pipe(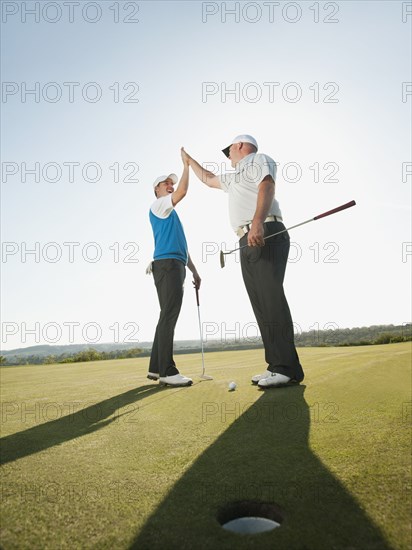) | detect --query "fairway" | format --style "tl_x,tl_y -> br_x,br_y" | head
0,343 -> 411,549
